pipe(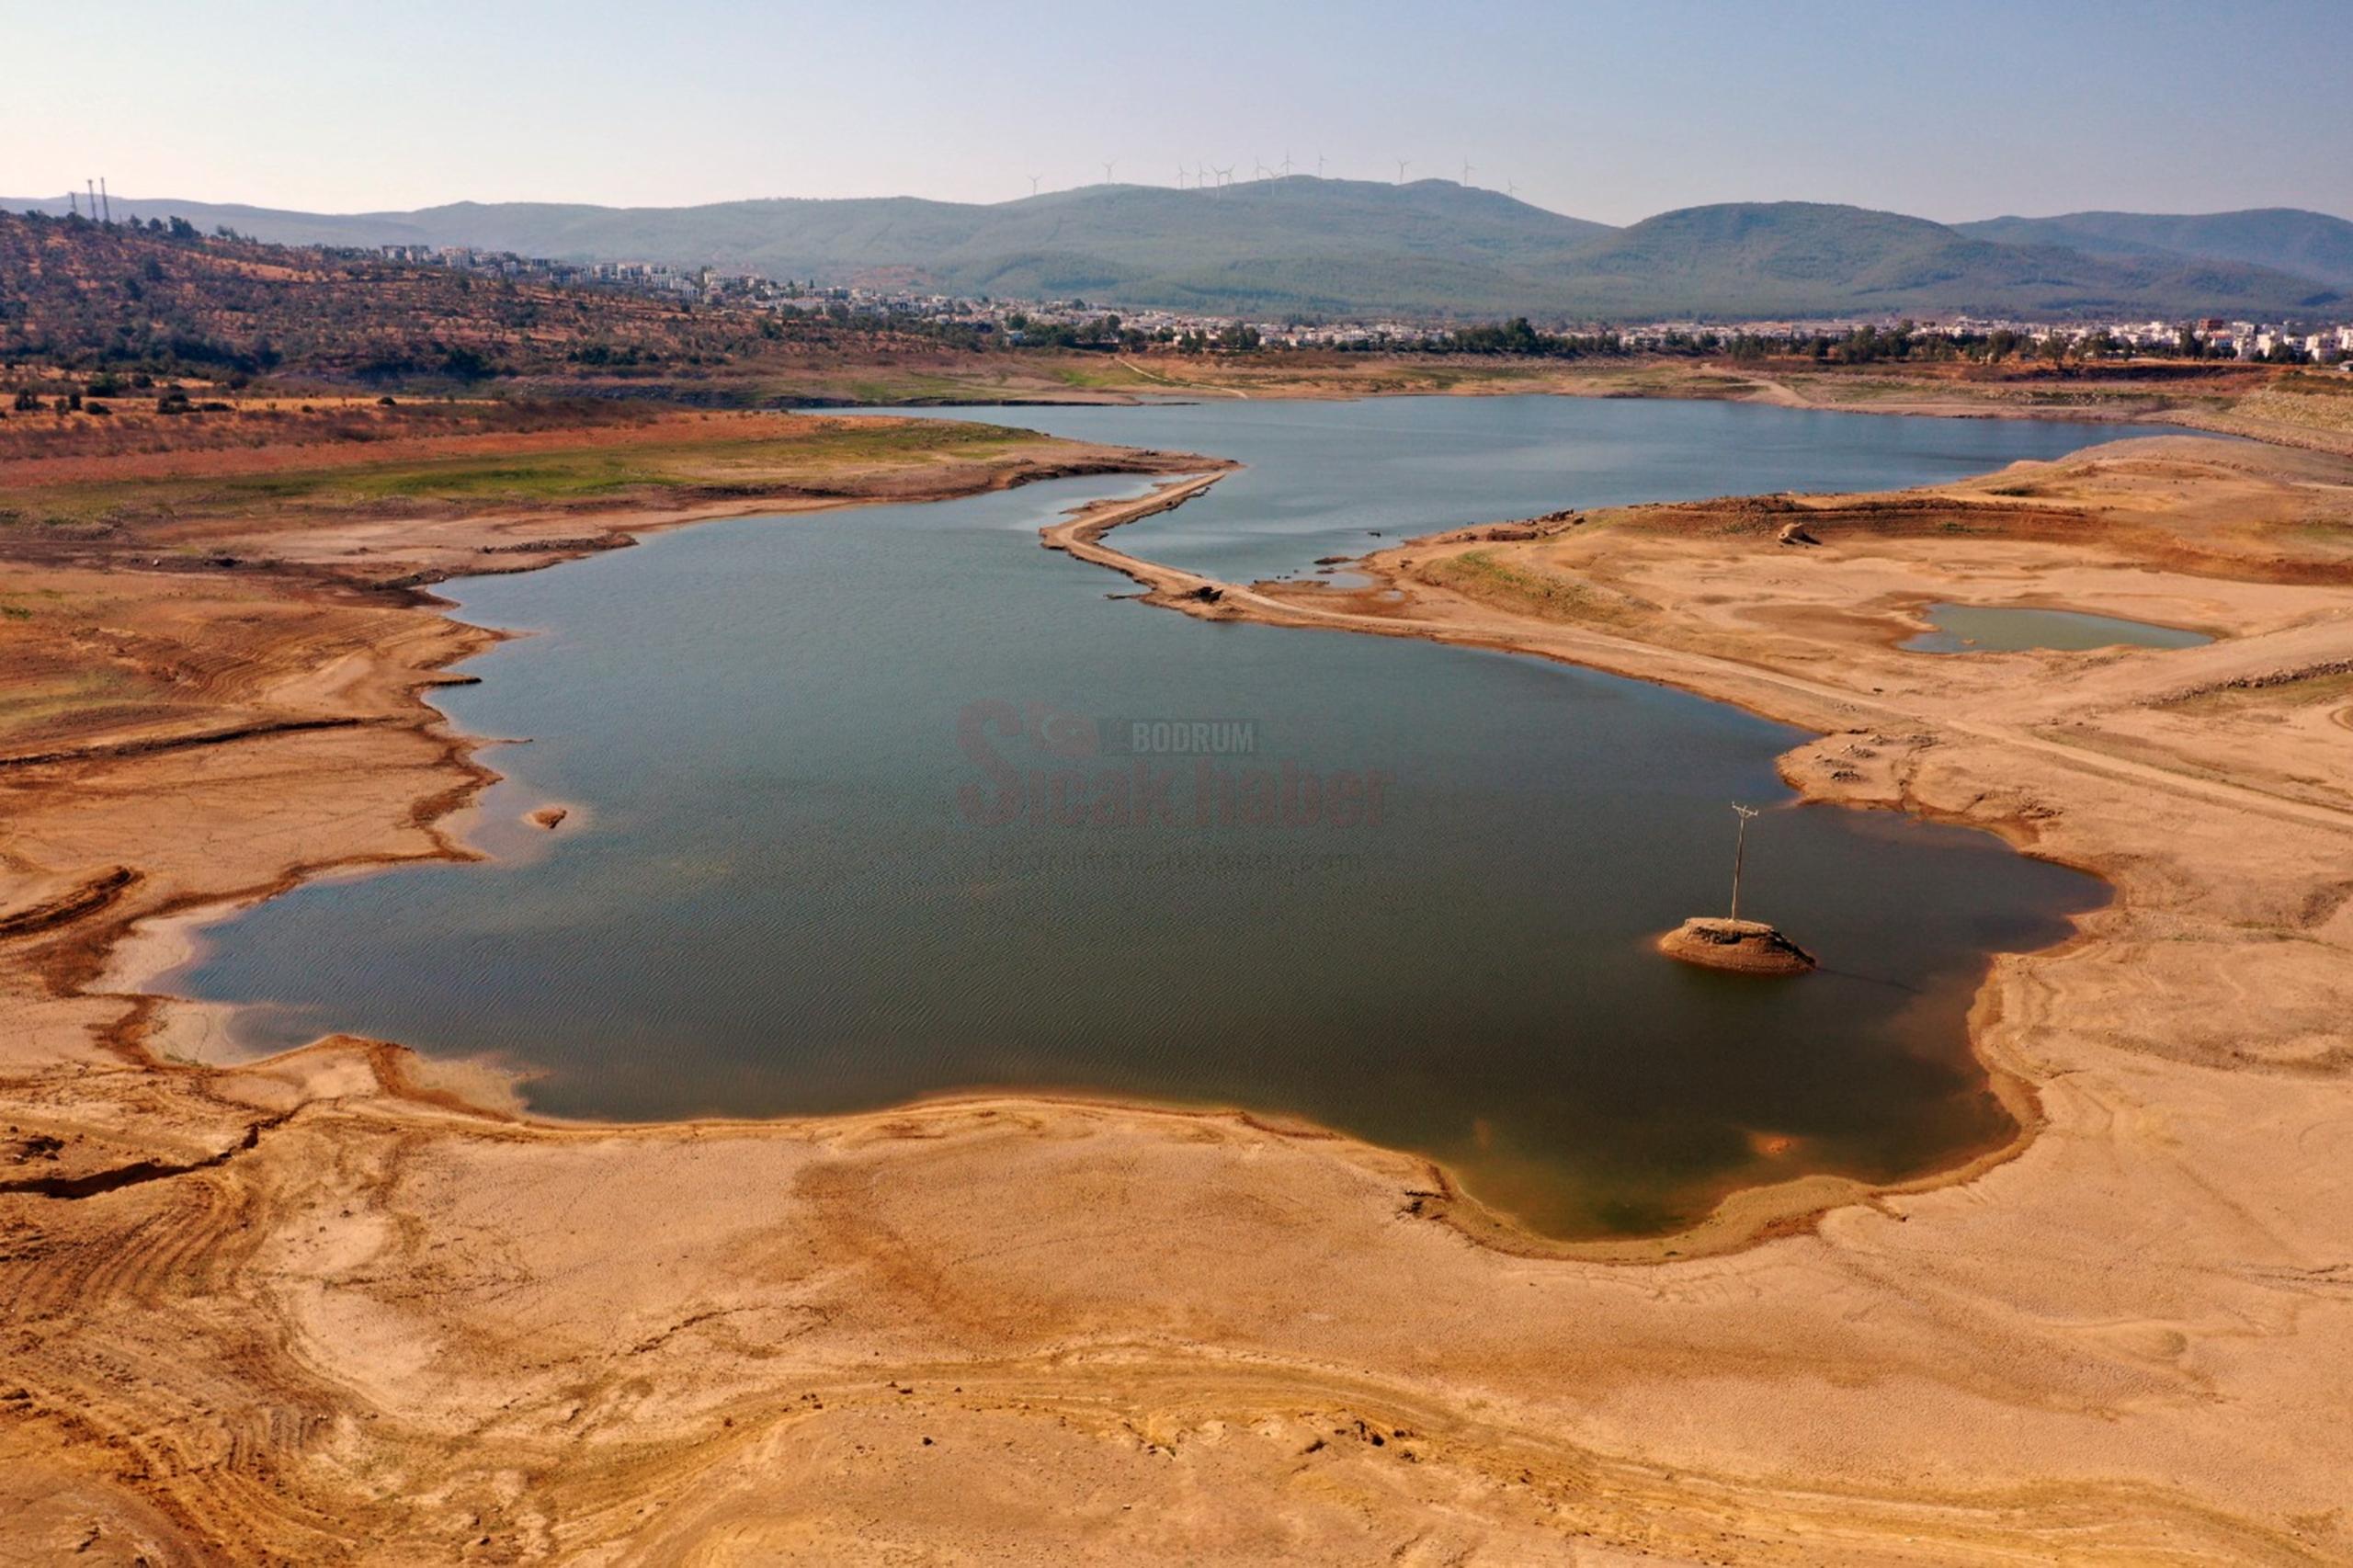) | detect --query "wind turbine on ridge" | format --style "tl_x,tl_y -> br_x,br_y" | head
1395,158 -> 1410,184
1029,174 -> 1041,197
1461,157 -> 1474,187
1101,159 -> 1117,185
